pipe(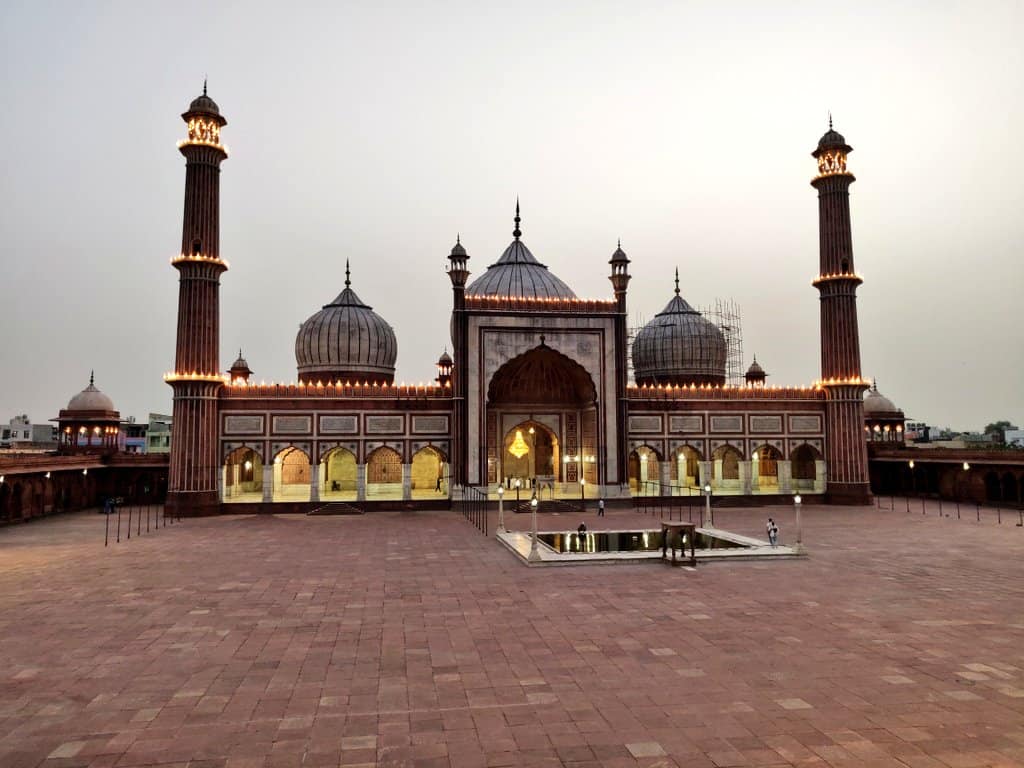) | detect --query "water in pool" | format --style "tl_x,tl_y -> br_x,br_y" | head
537,530 -> 750,554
